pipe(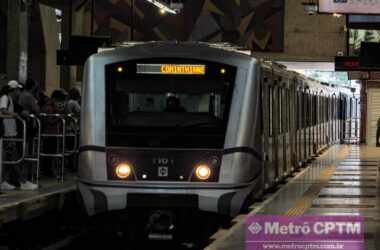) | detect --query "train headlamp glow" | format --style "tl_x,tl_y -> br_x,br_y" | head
115,163 -> 132,179
117,66 -> 124,73
195,164 -> 211,180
